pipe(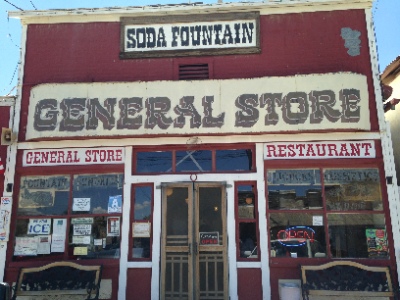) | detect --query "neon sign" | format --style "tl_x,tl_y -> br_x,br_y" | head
277,226 -> 315,247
